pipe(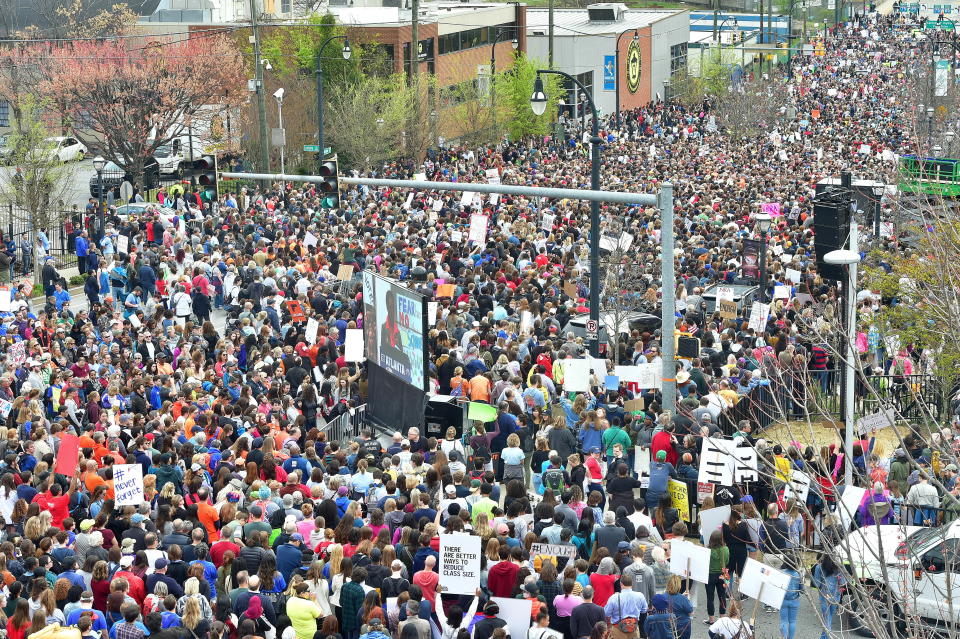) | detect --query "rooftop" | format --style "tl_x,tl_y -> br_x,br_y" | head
526,7 -> 684,35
